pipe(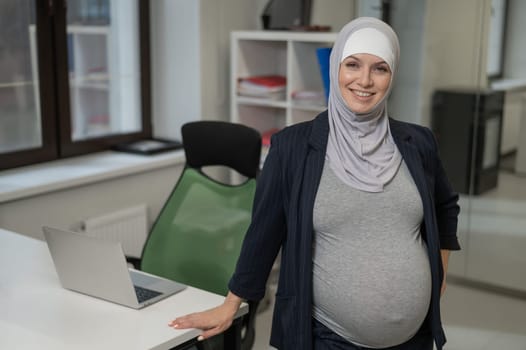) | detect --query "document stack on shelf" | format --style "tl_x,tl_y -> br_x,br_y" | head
237,75 -> 286,100
291,90 -> 326,107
